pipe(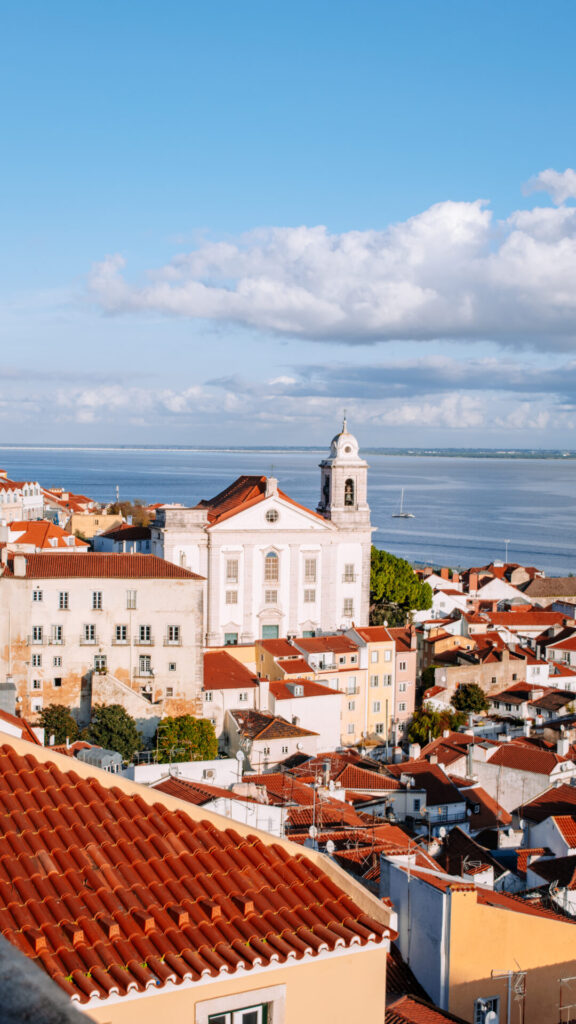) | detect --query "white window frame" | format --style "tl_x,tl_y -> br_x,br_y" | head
264,590 -> 278,605
92,591 -> 103,610
304,558 -> 317,583
399,660 -> 407,671
343,599 -> 354,617
370,674 -> 379,687
226,558 -> 239,583
126,589 -> 137,610
303,589 -> 316,603
225,590 -> 238,605
32,589 -> 43,602
58,591 -> 69,610
371,650 -> 379,663
264,551 -> 279,582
